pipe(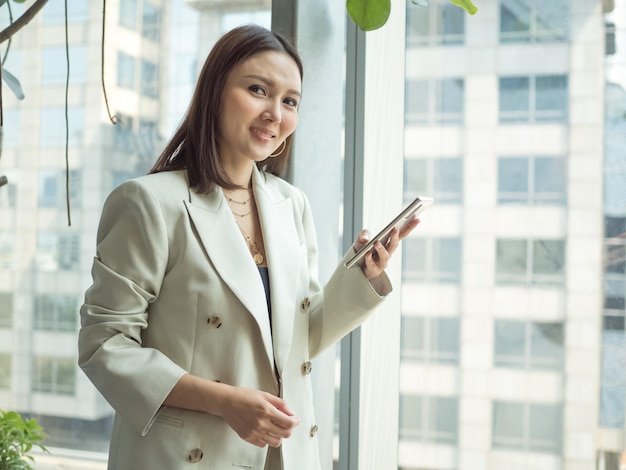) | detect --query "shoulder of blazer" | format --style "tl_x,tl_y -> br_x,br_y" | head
256,170 -> 307,213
